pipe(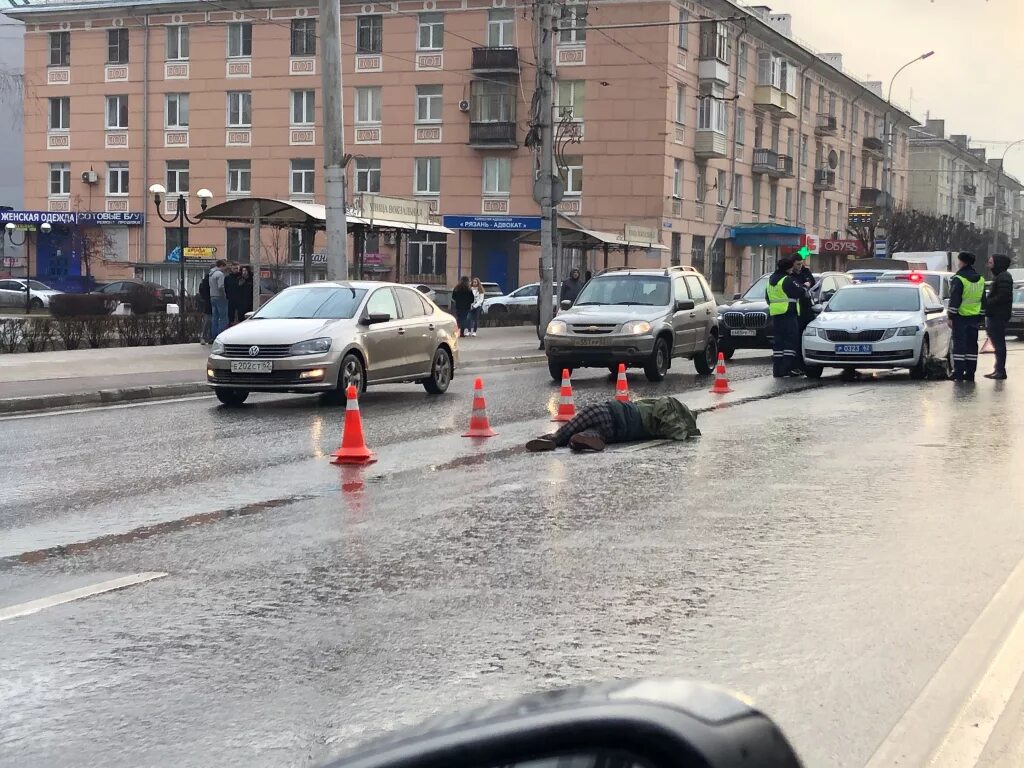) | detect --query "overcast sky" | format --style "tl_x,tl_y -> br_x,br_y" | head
777,0 -> 1024,180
